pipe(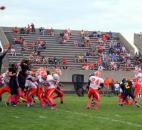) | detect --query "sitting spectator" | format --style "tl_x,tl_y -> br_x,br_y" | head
12,27 -> 19,33
48,57 -> 54,64
82,63 -> 89,70
53,57 -> 58,65
10,48 -> 16,56
78,41 -> 85,47
63,32 -> 69,43
84,55 -> 88,63
58,37 -> 64,44
24,24 -> 31,34
84,36 -> 91,47
78,54 -> 84,63
56,57 -> 61,65
89,63 -> 94,70
20,28 -> 25,34
80,30 -> 85,37
41,56 -> 48,64
90,44 -> 96,51
40,41 -> 46,49
44,27 -> 54,36
21,40 -> 28,51
74,55 -> 79,63
61,56 -> 67,69
39,27 -> 44,35
73,40 -> 78,47
84,50 -> 91,57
